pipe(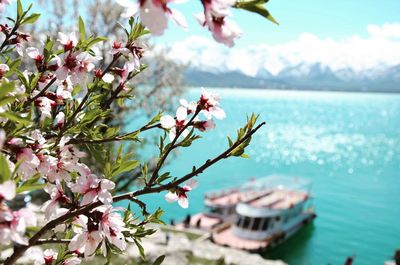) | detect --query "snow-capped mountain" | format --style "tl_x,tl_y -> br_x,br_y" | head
166,24 -> 400,92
